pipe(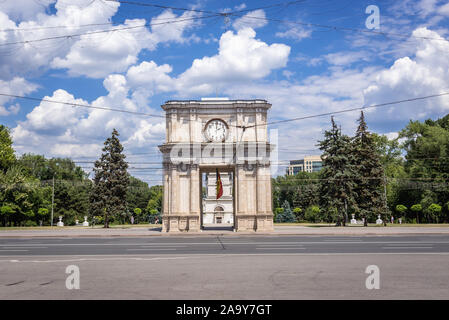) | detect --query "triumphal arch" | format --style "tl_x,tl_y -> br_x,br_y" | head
159,98 -> 274,232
